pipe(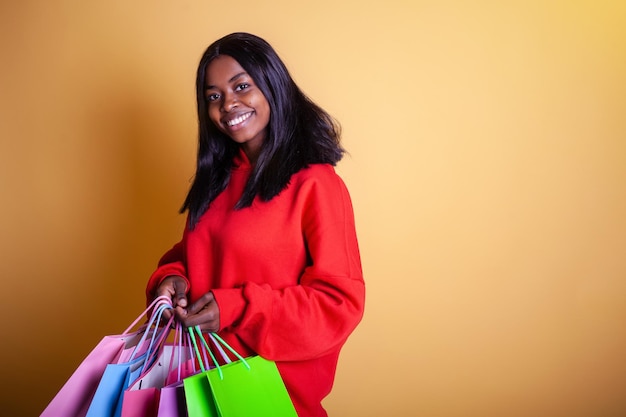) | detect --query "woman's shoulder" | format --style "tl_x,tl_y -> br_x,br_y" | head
290,163 -> 348,193
294,163 -> 340,182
